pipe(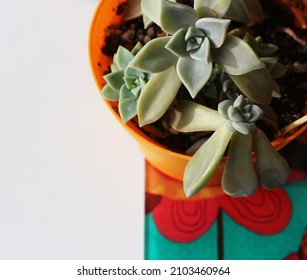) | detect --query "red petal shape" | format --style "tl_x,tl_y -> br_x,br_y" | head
152,196 -> 219,242
217,187 -> 292,234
